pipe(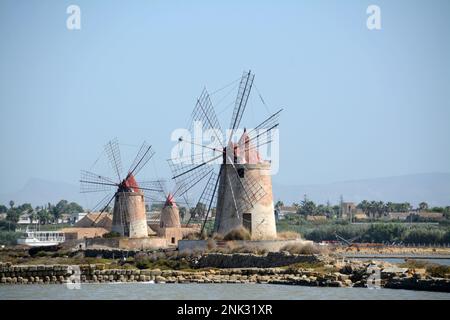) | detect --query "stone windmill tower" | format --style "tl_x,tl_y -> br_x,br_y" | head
160,193 -> 181,229
80,139 -> 163,238
214,130 -> 276,239
168,71 -> 282,239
